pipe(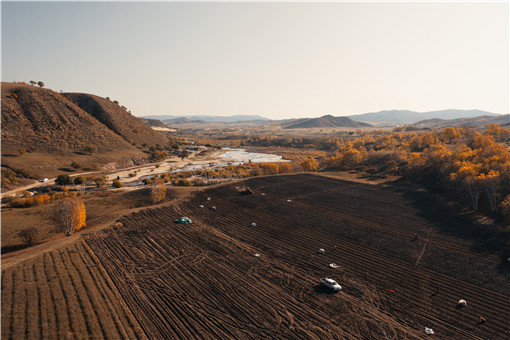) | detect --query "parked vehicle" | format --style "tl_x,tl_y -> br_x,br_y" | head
320,278 -> 342,292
